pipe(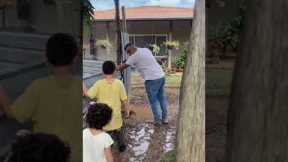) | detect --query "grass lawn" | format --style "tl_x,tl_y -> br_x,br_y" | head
206,68 -> 233,96
164,68 -> 233,96
165,73 -> 182,87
